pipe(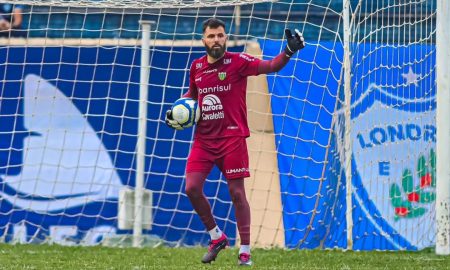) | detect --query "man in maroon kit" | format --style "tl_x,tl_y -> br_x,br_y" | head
166,18 -> 304,266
